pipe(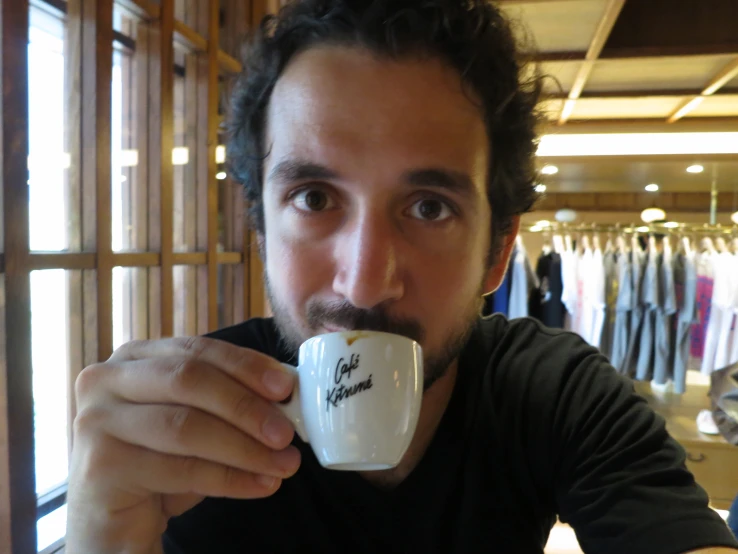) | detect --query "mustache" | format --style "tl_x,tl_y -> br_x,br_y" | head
306,300 -> 425,344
